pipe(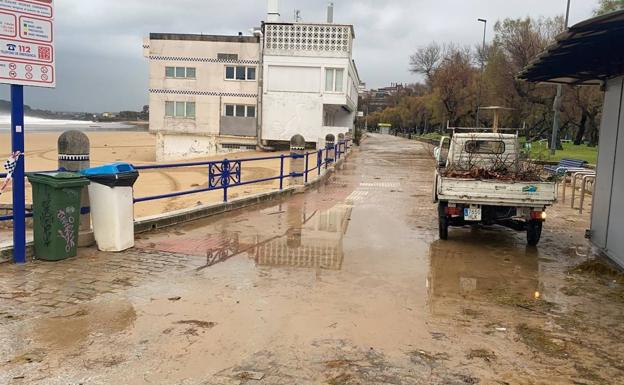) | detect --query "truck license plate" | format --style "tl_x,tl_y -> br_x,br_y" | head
464,208 -> 482,221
